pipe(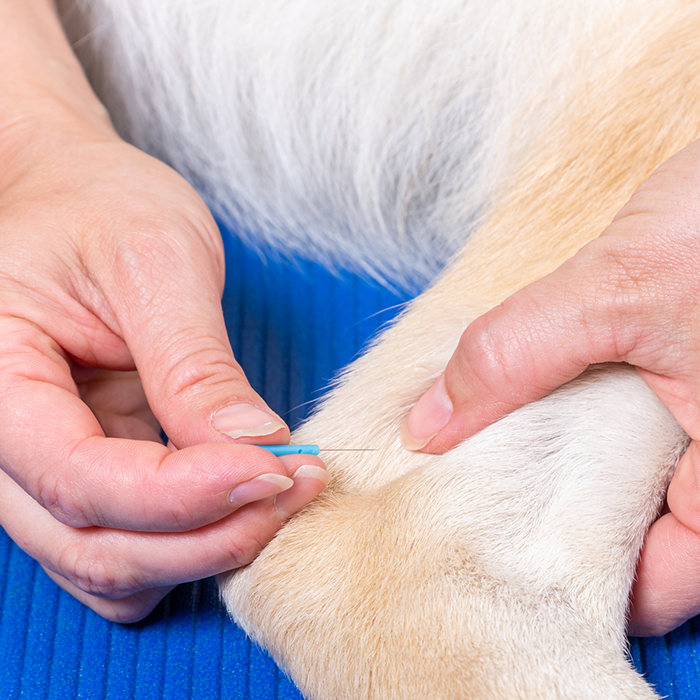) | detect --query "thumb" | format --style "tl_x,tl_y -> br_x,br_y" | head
401,253 -> 625,453
102,217 -> 289,449
629,441 -> 700,636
